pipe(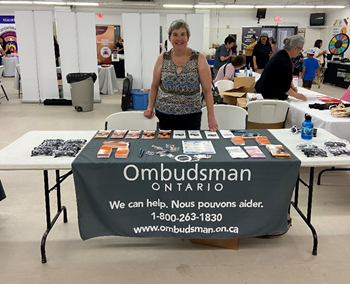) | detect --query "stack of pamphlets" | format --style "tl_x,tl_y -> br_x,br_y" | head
97,146 -> 112,158
244,146 -> 266,158
102,141 -> 129,149
266,145 -> 291,159
110,130 -> 127,139
115,146 -> 129,158
204,131 -> 220,139
182,140 -> 216,154
173,130 -> 186,139
94,130 -> 112,139
255,136 -> 271,145
225,146 -> 249,159
231,136 -> 245,145
158,130 -> 171,139
125,130 -> 141,139
142,131 -> 156,139
219,130 -> 234,139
